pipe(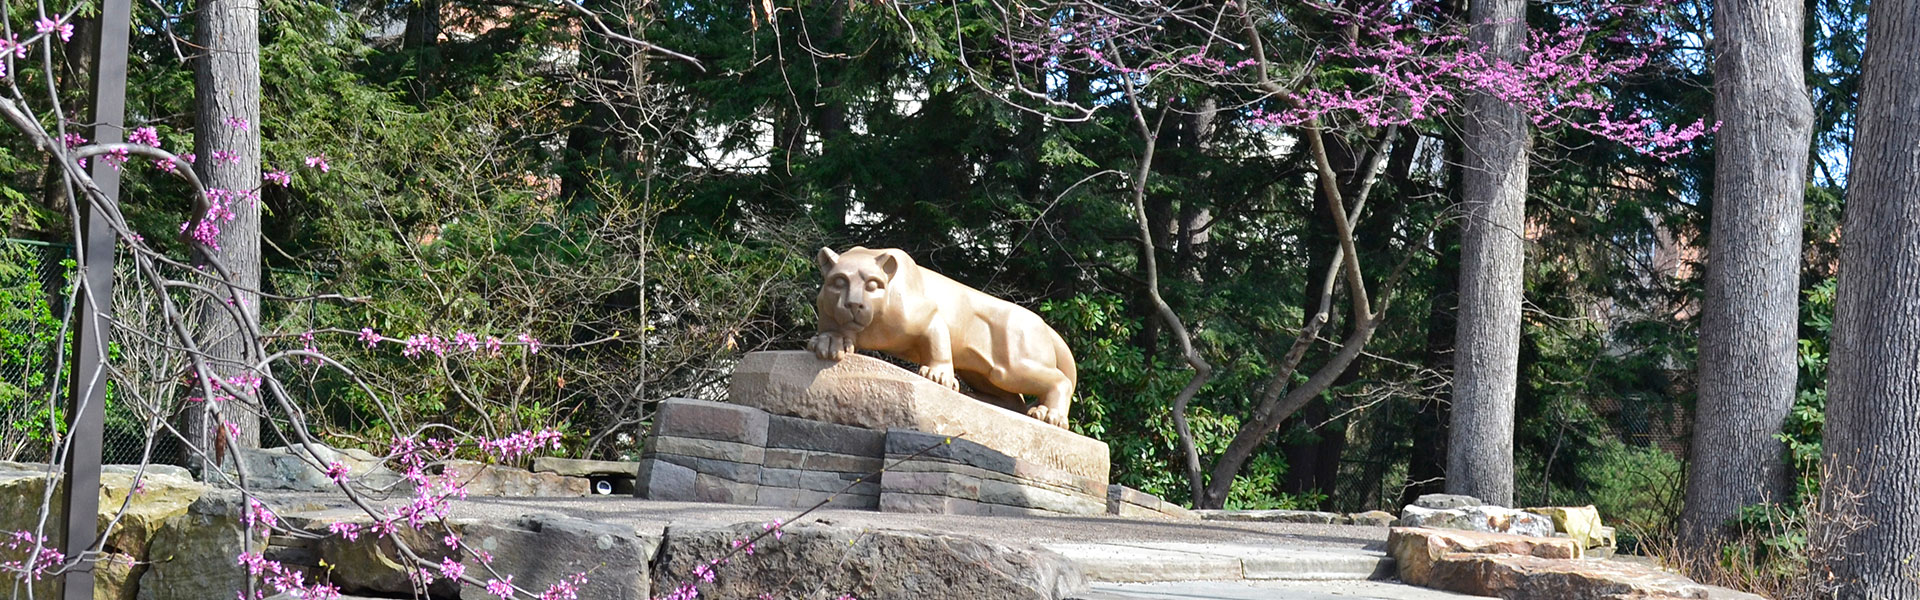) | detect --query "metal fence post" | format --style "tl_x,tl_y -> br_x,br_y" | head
60,0 -> 132,595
